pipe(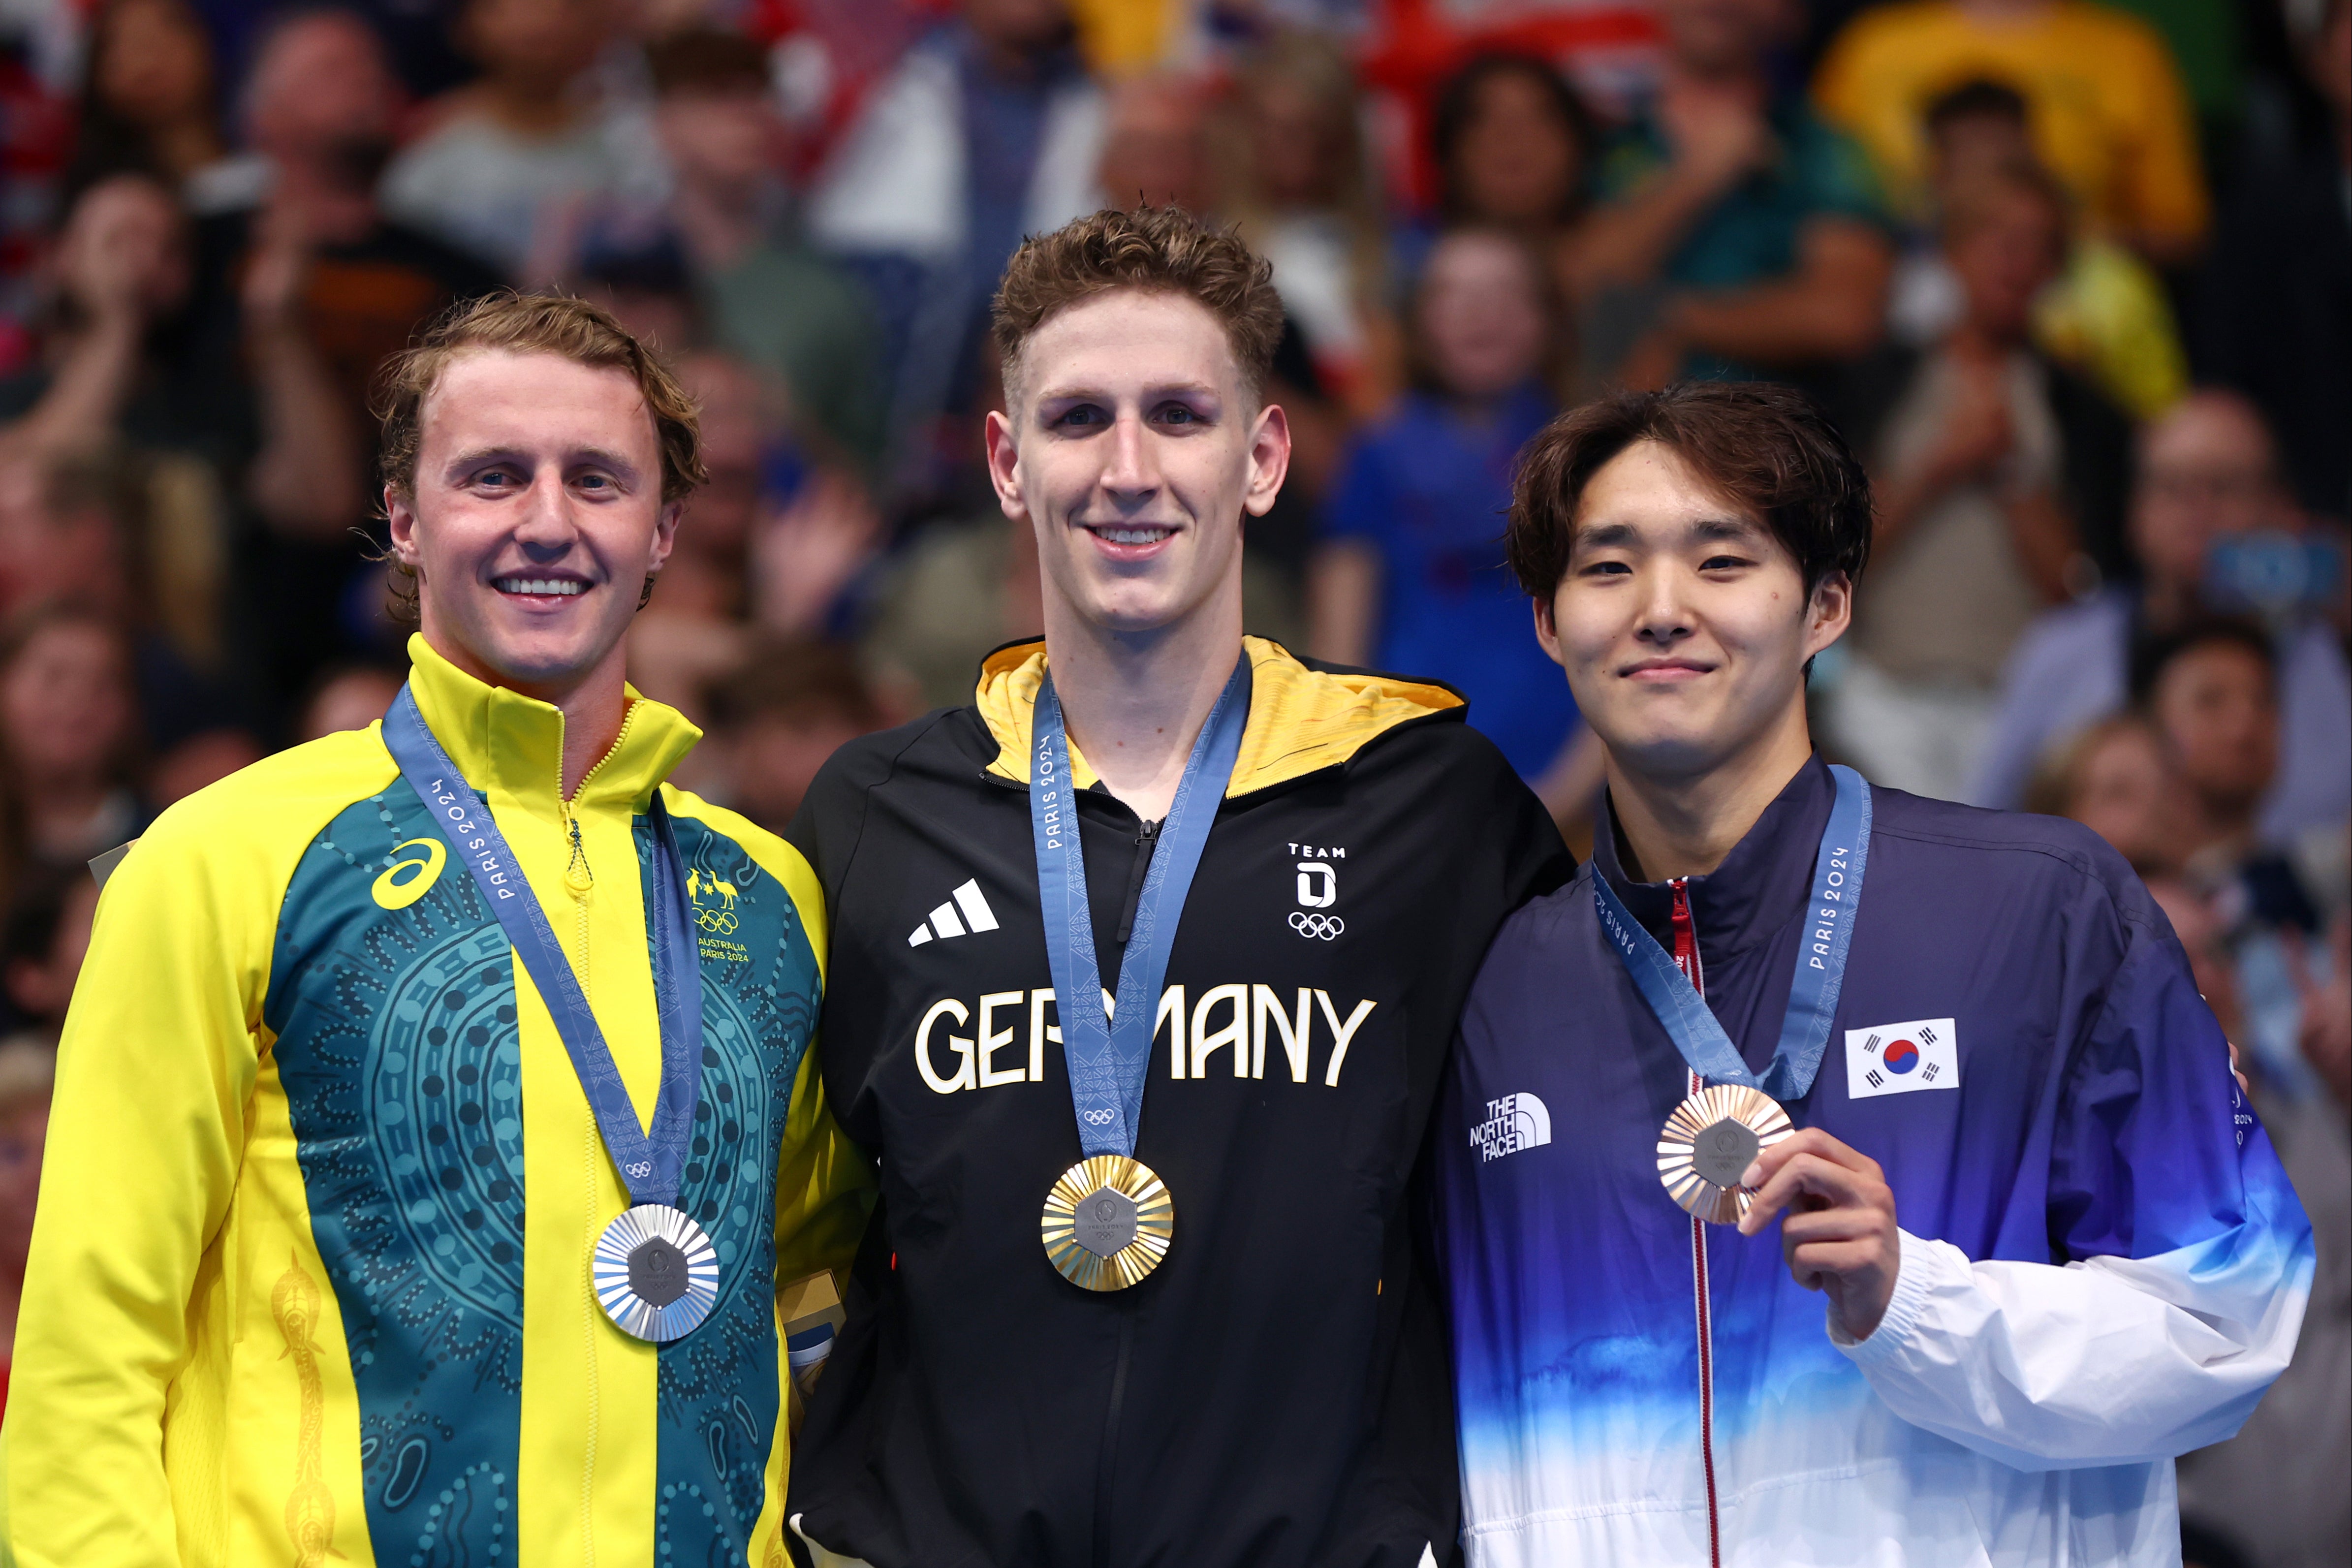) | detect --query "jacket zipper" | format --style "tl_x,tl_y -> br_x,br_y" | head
1670,878 -> 1723,1568
558,706 -> 637,984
